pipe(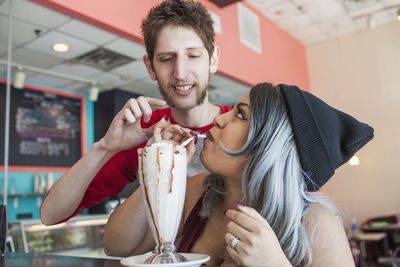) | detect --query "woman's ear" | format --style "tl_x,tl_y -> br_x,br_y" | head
209,46 -> 220,74
143,55 -> 157,81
